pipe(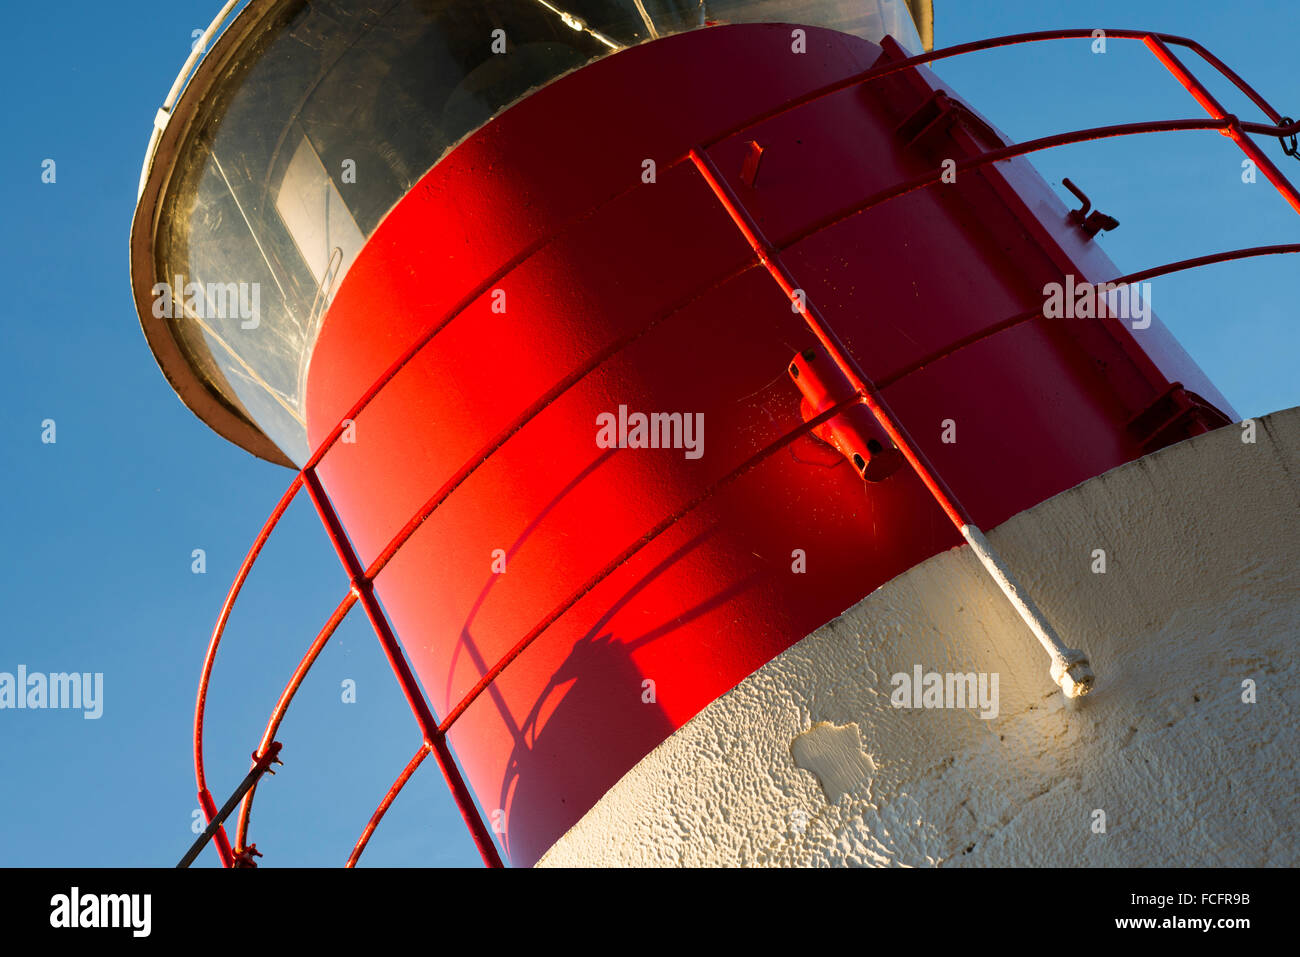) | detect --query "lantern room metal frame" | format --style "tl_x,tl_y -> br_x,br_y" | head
177,27 -> 1300,869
